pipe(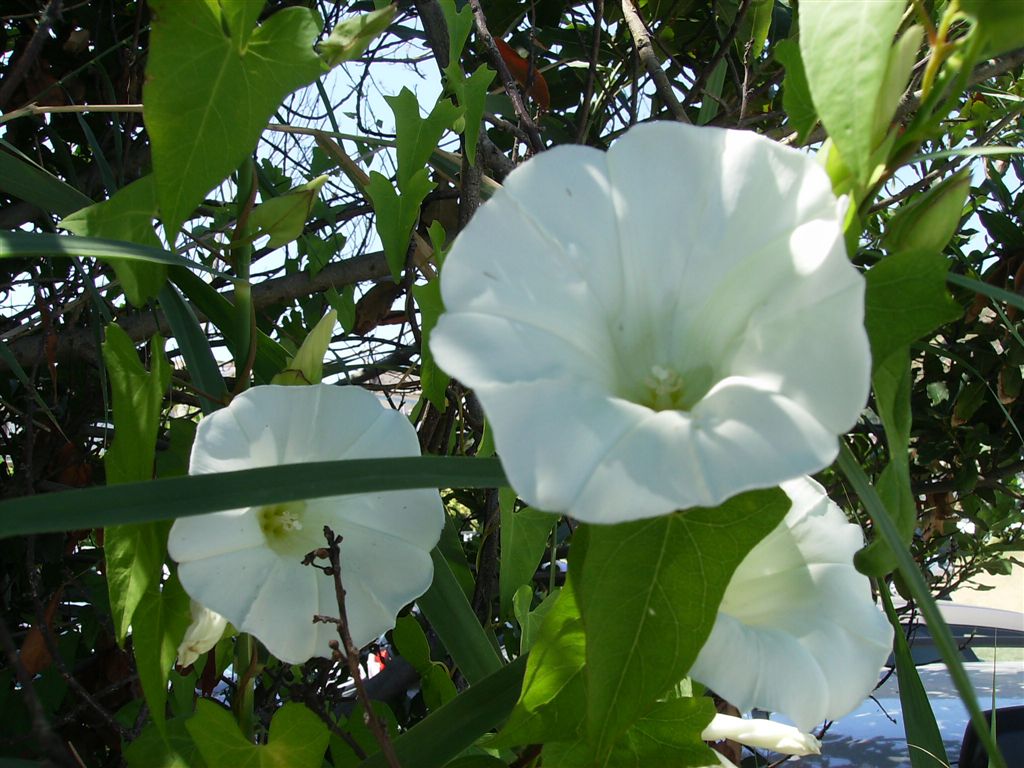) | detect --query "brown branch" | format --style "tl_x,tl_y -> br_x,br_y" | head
0,0 -> 64,111
621,0 -> 691,123
1,251 -> 390,370
682,0 -> 752,109
576,0 -> 606,142
466,0 -> 545,153
311,527 -> 402,768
